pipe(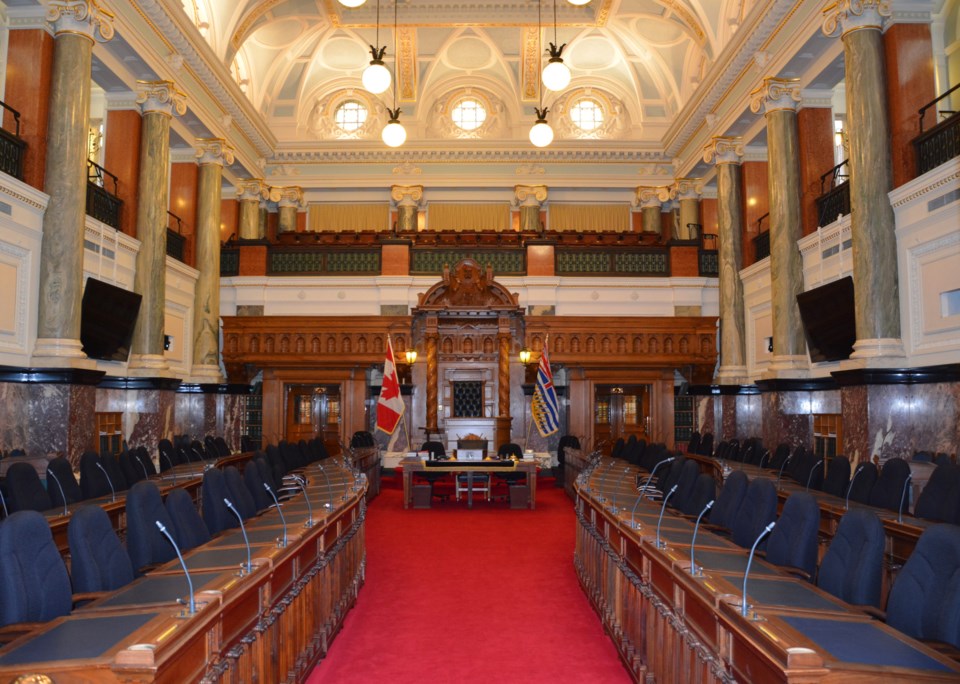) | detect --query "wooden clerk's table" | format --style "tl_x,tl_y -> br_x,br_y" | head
401,457 -> 539,509
575,458 -> 960,683
0,461 -> 367,683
